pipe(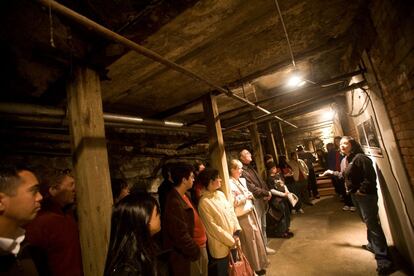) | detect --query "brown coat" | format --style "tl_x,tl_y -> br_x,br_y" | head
241,164 -> 269,199
162,188 -> 200,276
